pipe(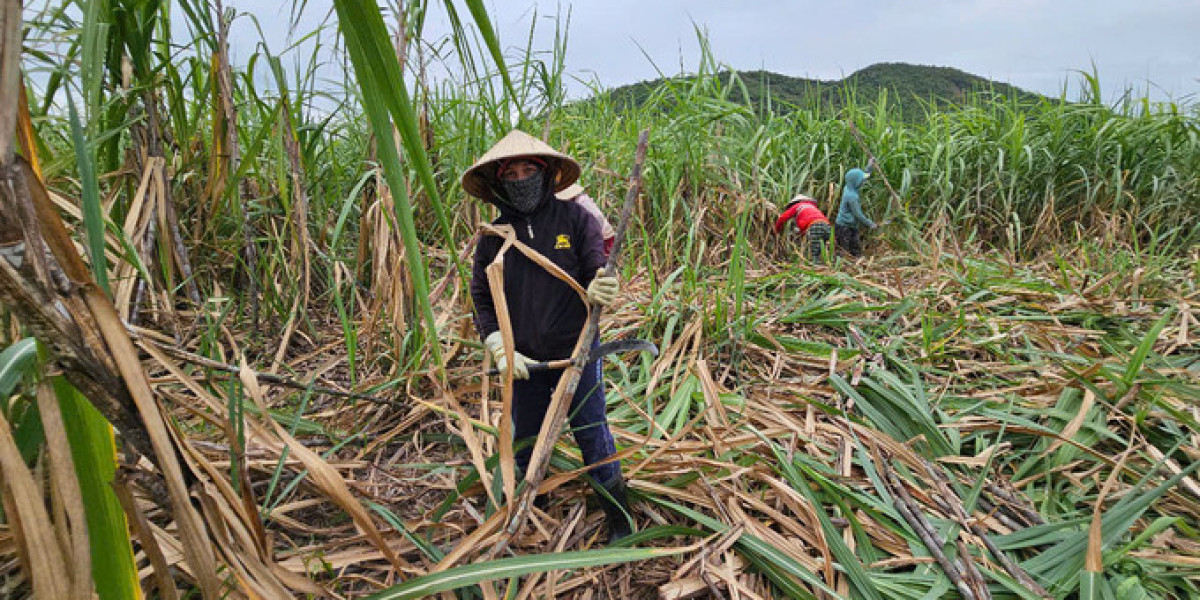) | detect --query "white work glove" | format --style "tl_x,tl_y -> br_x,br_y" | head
586,268 -> 619,307
484,331 -> 531,380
